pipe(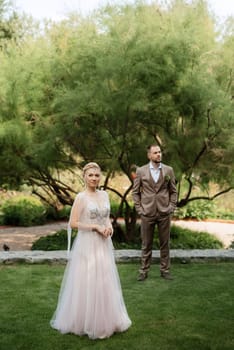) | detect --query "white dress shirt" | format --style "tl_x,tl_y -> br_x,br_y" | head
149,162 -> 162,183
